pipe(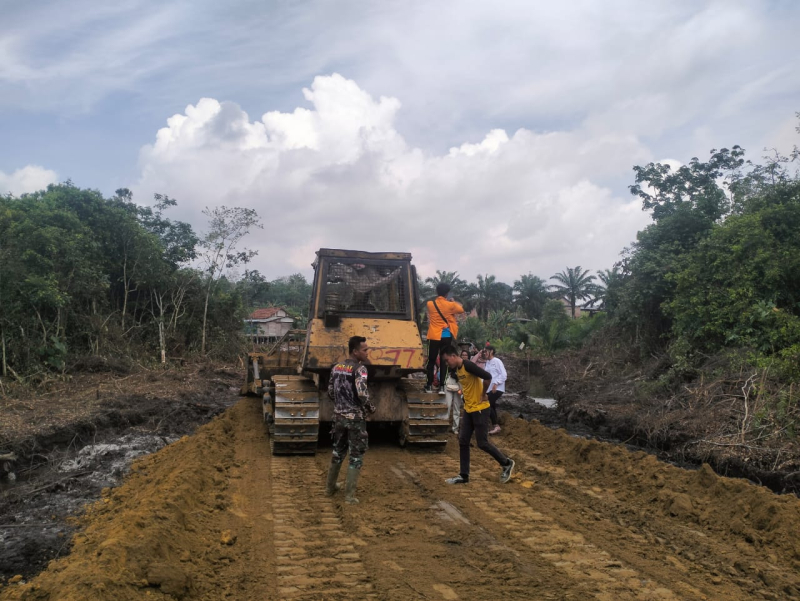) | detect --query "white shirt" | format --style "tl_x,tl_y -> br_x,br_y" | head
484,357 -> 507,393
